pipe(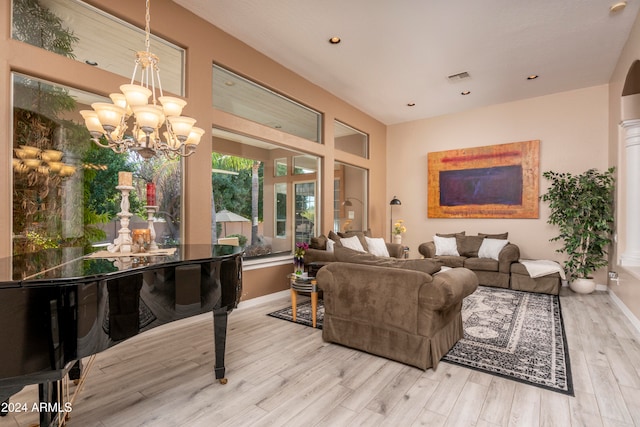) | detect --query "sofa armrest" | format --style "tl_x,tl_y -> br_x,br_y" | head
418,242 -> 436,258
419,267 -> 478,310
386,242 -> 404,258
498,243 -> 520,273
304,248 -> 336,265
